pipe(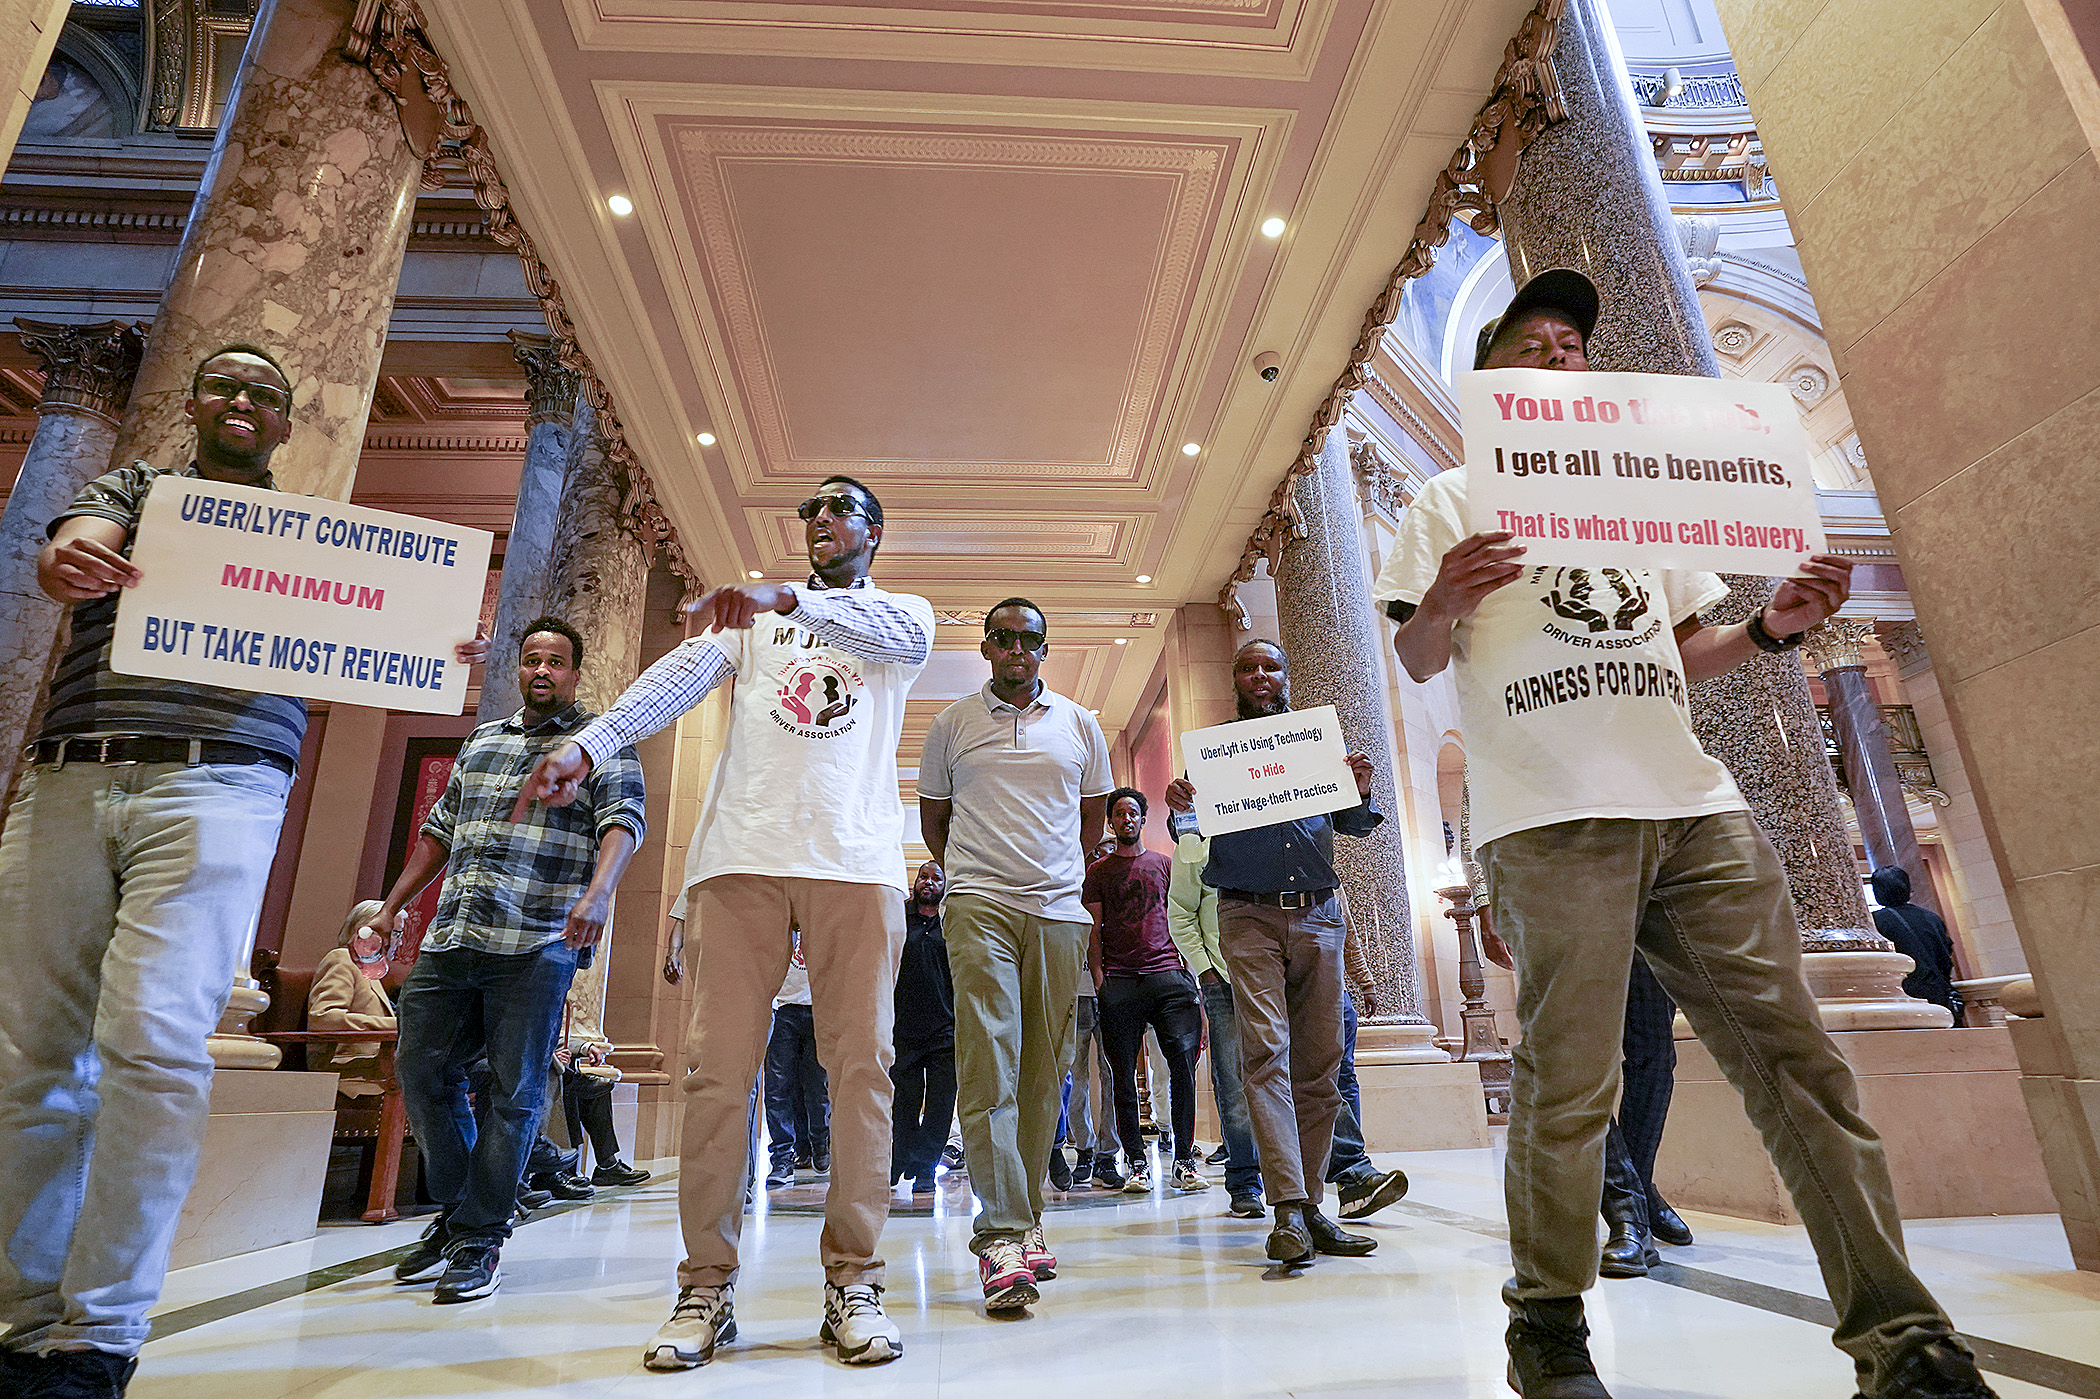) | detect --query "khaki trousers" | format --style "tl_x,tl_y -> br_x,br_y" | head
943,893 -> 1087,1251
676,875 -> 904,1288
1217,894 -> 1347,1207
1483,813 -> 1955,1393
